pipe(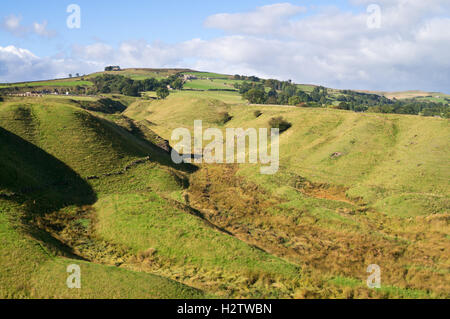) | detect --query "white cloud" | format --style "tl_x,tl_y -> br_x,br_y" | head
1,14 -> 27,36
0,45 -> 99,83
72,42 -> 115,61
33,20 -> 56,38
1,1 -> 449,92
1,14 -> 57,38
204,3 -> 306,35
